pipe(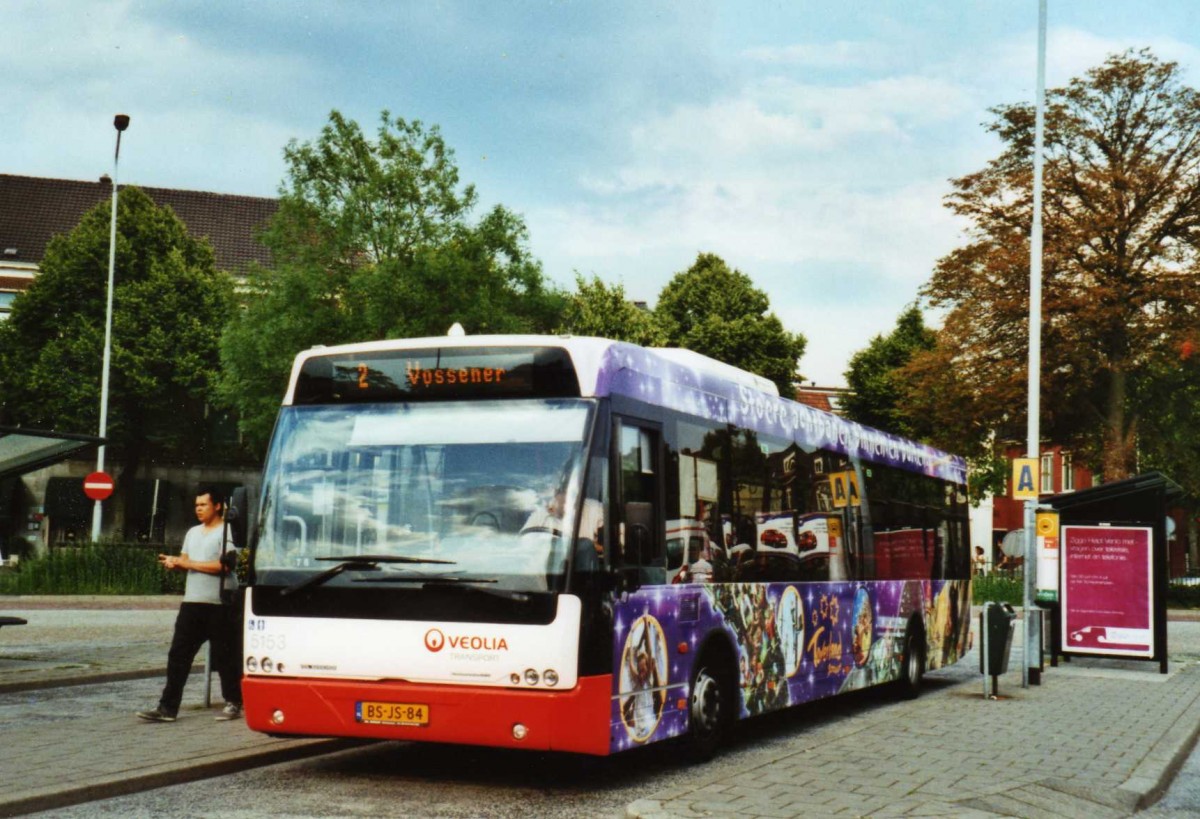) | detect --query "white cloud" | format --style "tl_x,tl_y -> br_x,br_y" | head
2,0 -> 317,192
741,40 -> 892,70
533,61 -> 979,385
